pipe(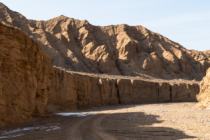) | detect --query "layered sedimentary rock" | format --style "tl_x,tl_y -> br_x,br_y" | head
48,68 -> 200,112
0,2 -> 209,80
0,24 -> 51,126
197,68 -> 210,108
